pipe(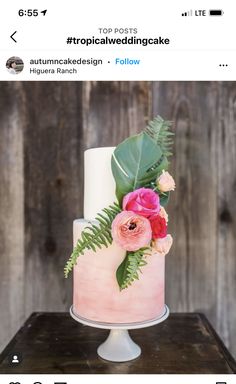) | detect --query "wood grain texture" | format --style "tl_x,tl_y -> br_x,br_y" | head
0,83 -> 25,352
0,312 -> 235,374
0,81 -> 235,360
216,83 -> 236,348
82,82 -> 151,148
22,82 -> 83,315
152,82 -> 236,357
